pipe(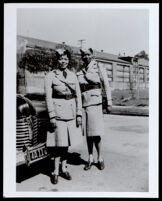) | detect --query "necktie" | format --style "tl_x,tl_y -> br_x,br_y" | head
63,70 -> 67,78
